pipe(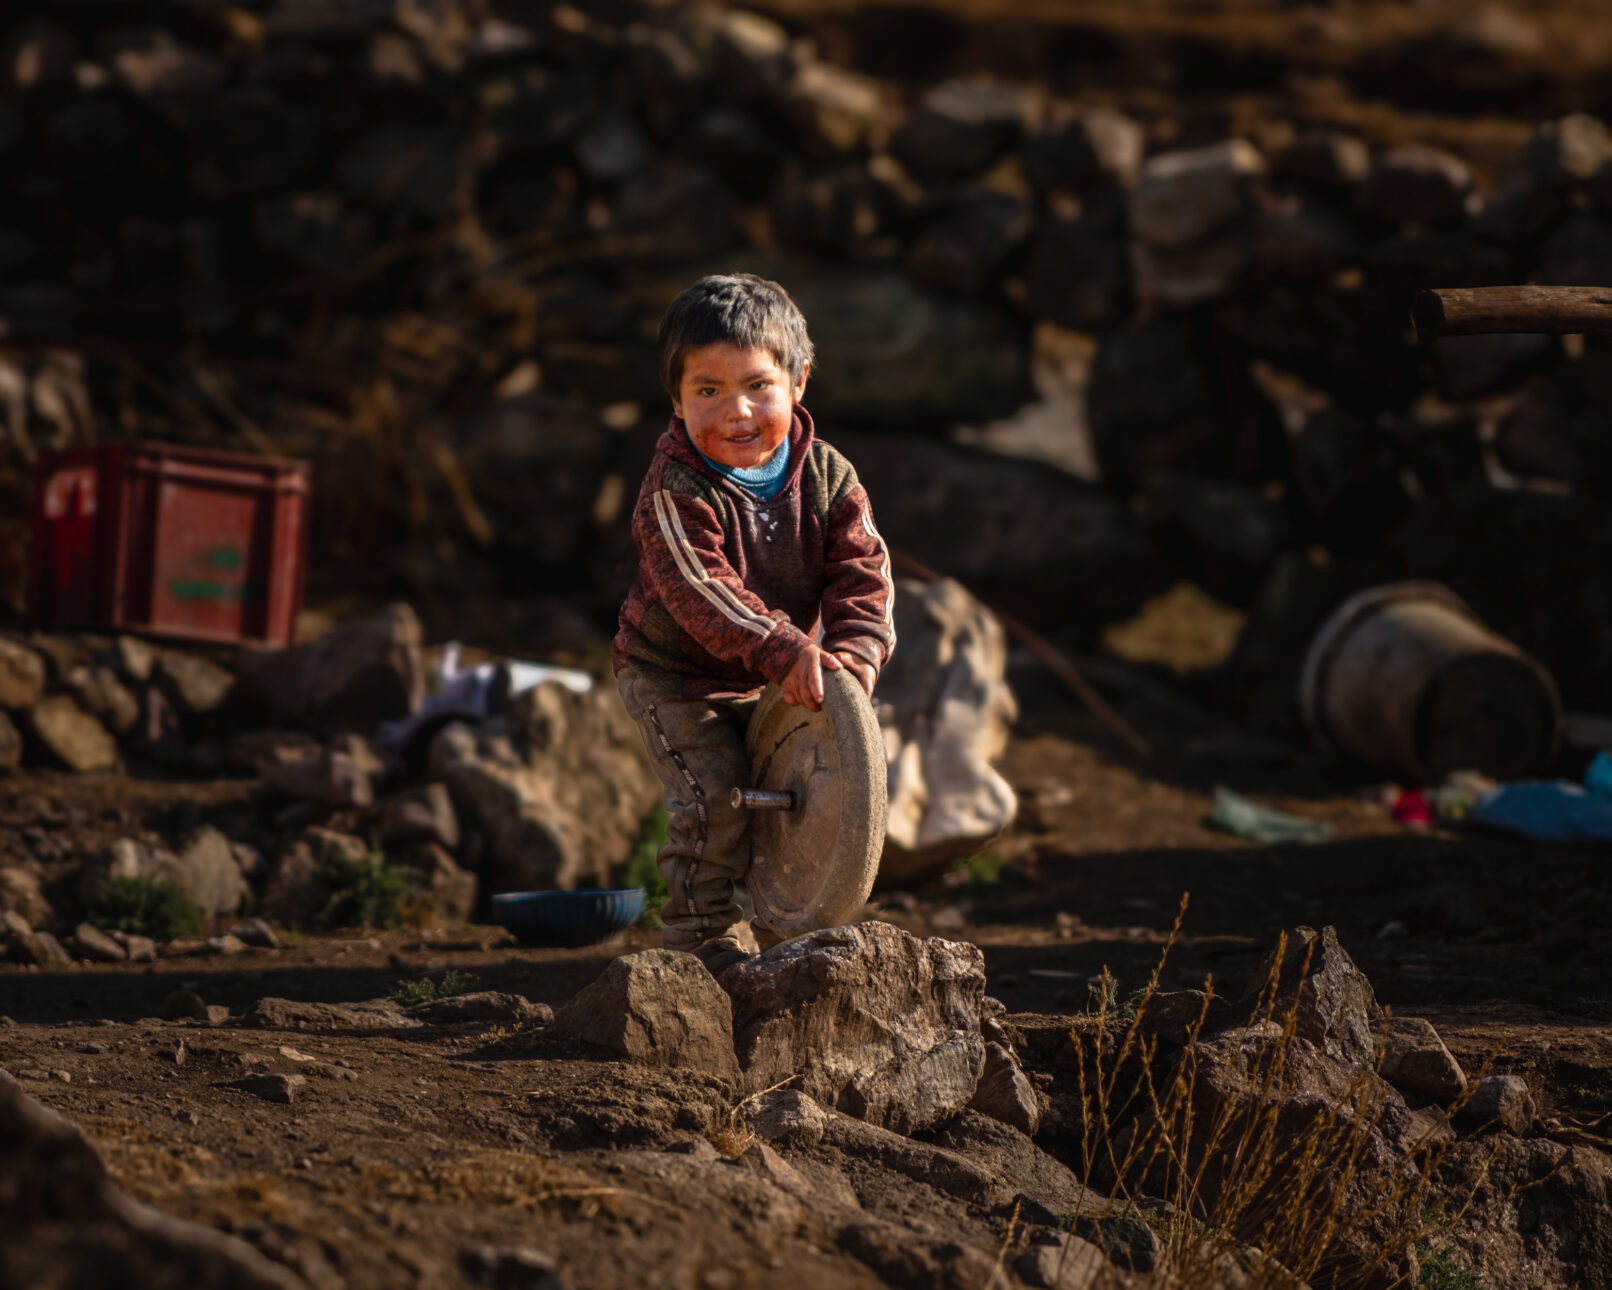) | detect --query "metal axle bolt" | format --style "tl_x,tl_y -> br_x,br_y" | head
731,787 -> 796,811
